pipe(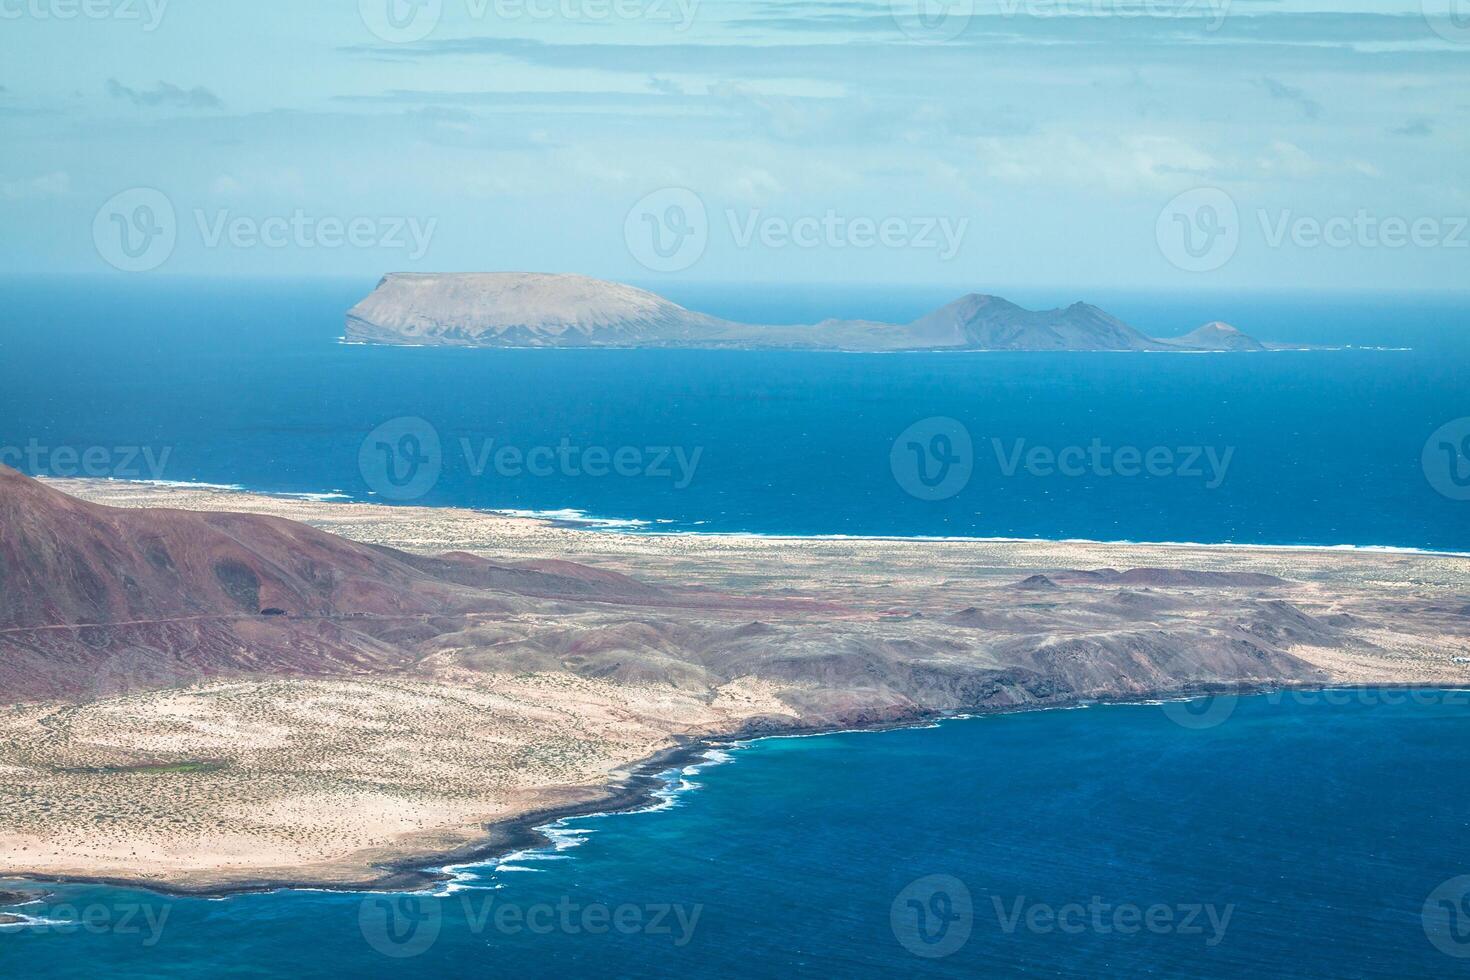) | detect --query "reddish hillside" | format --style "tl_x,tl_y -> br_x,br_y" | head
0,467 -> 662,701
